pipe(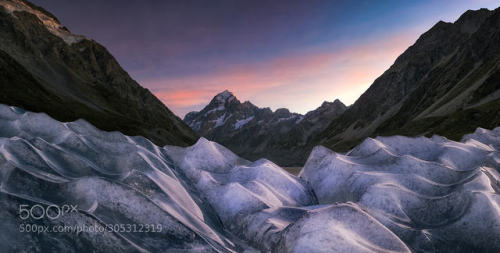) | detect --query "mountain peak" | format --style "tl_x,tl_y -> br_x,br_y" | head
184,91 -> 347,165
275,108 -> 291,116
0,0 -> 198,147
455,8 -> 493,34
213,90 -> 236,103
320,101 -> 330,107
320,99 -> 345,108
0,0 -> 85,44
